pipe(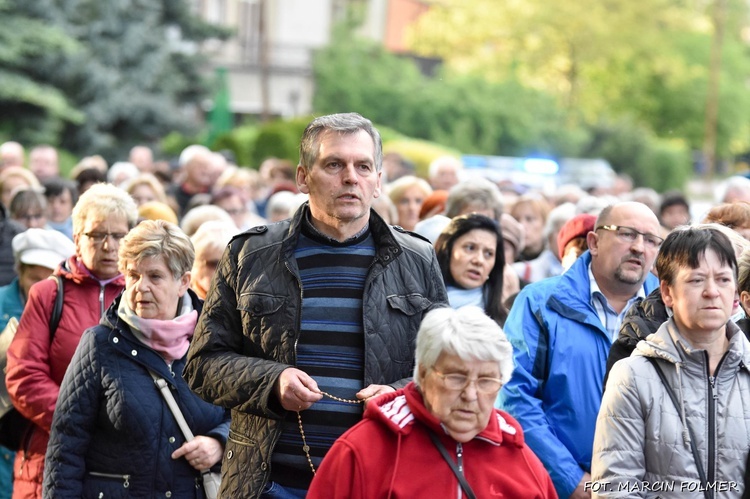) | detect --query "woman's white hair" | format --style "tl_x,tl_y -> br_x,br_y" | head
180,205 -> 236,237
71,182 -> 139,235
414,306 -> 513,386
